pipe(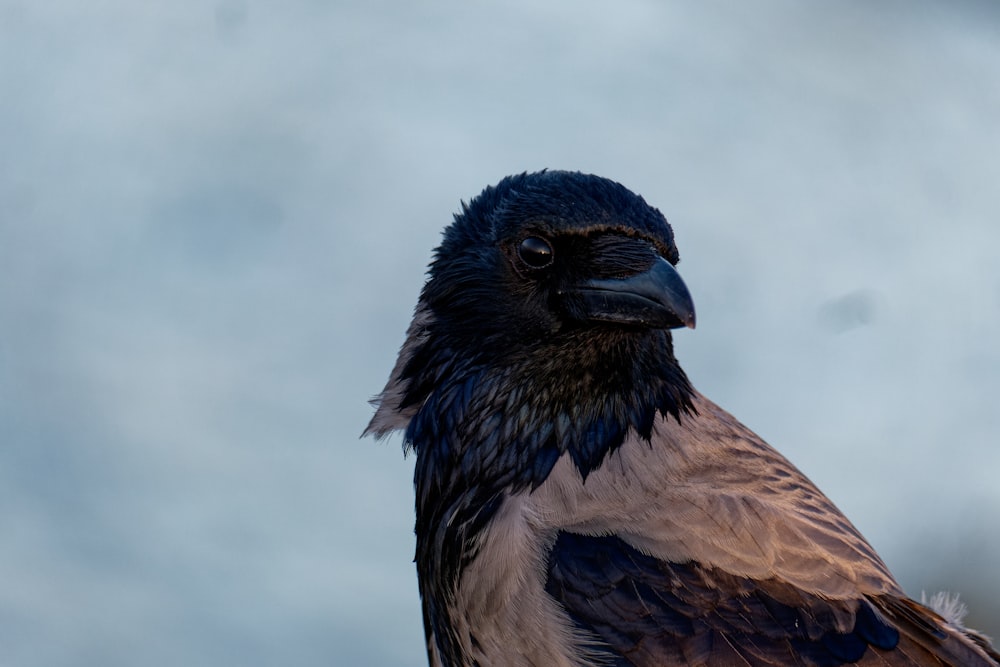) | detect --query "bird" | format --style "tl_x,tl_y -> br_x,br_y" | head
364,170 -> 999,666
